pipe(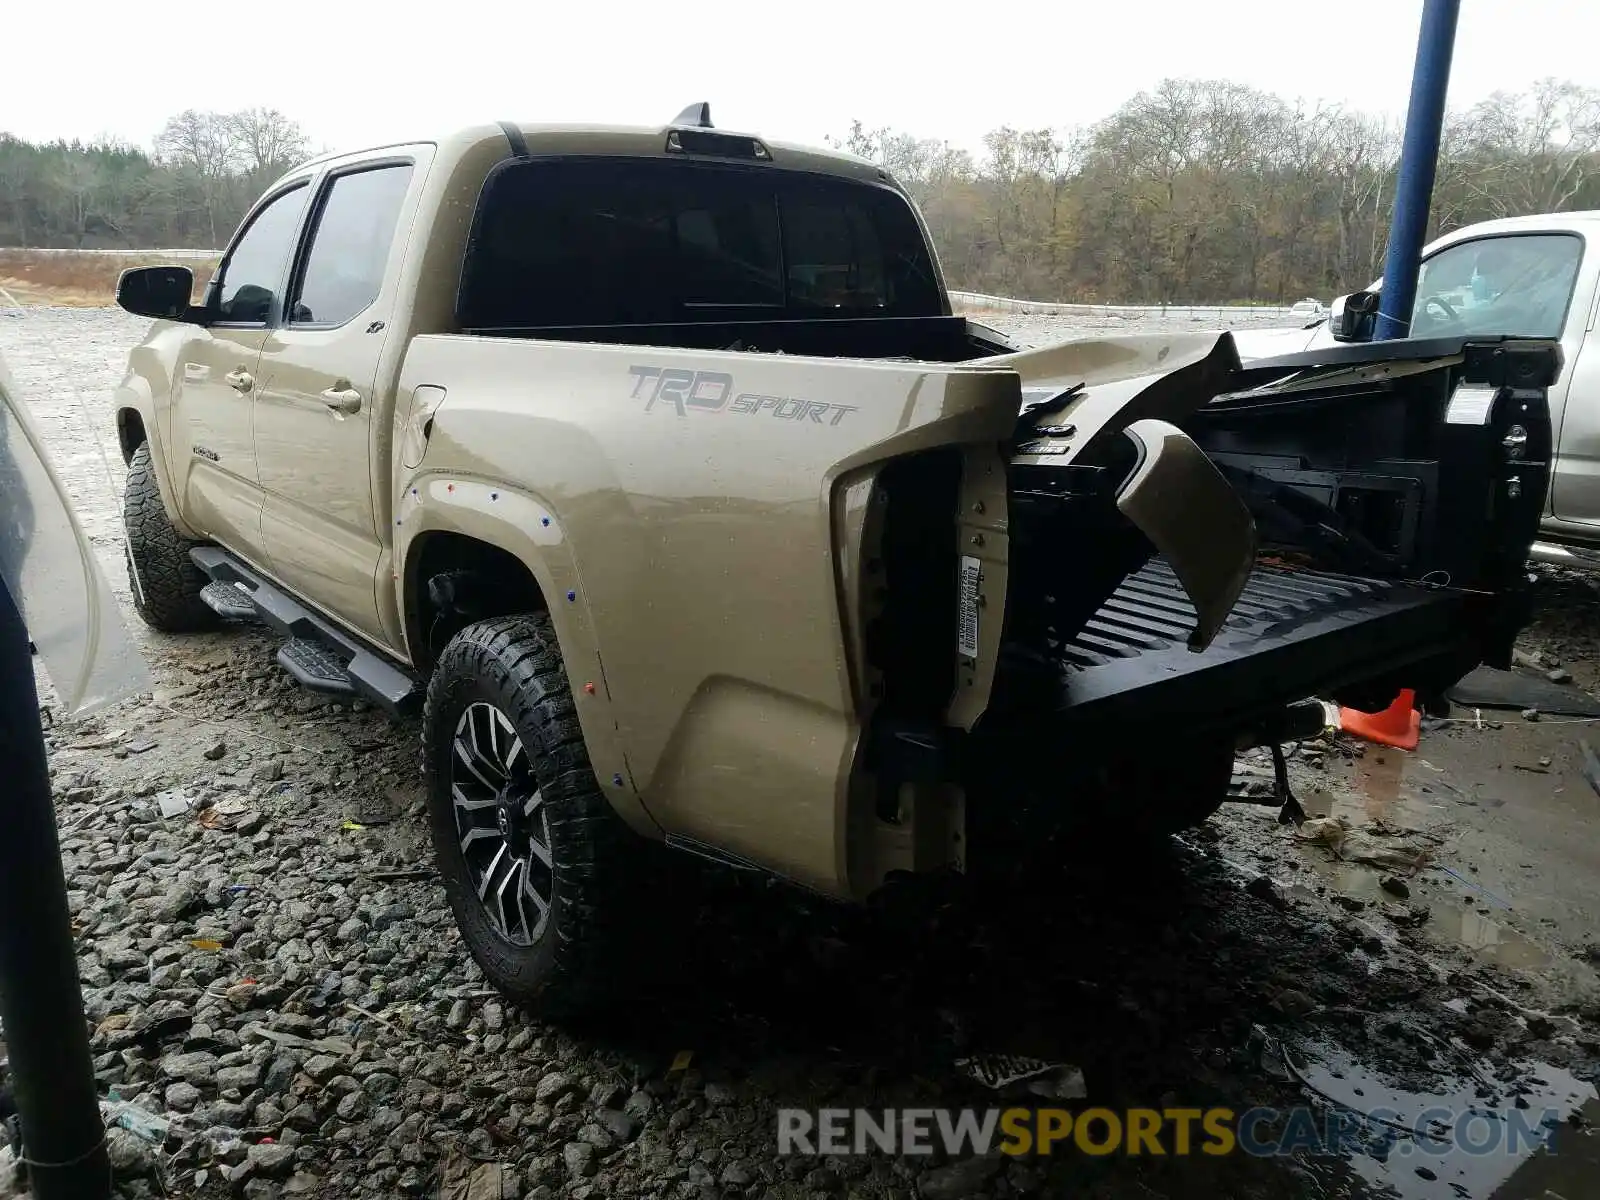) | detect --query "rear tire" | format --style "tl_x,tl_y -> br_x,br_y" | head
122,443 -> 216,633
421,612 -> 641,1016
